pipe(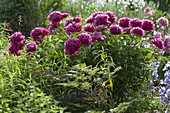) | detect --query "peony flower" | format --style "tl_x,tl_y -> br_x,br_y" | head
8,44 -> 21,56
84,24 -> 95,32
129,18 -> 142,27
157,17 -> 169,28
118,17 -> 131,28
48,11 -> 69,23
151,38 -> 164,49
64,38 -> 81,55
65,23 -> 82,34
90,31 -> 106,42
85,11 -> 117,28
141,20 -> 155,32
94,14 -> 110,28
154,32 -> 162,39
8,32 -> 26,56
110,25 -> 123,35
10,32 -> 26,44
30,27 -> 50,43
144,7 -> 150,14
163,35 -> 170,53
106,11 -> 117,24
26,42 -> 37,53
77,33 -> 92,46
48,11 -> 63,23
130,27 -> 145,36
